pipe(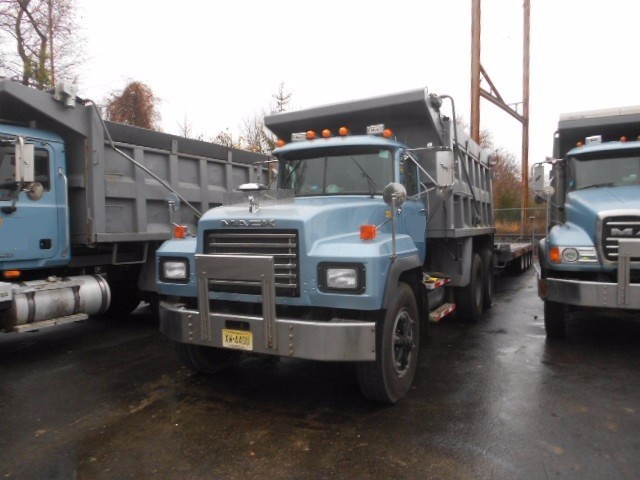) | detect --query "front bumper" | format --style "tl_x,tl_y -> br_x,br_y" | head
539,239 -> 640,310
160,253 -> 376,361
